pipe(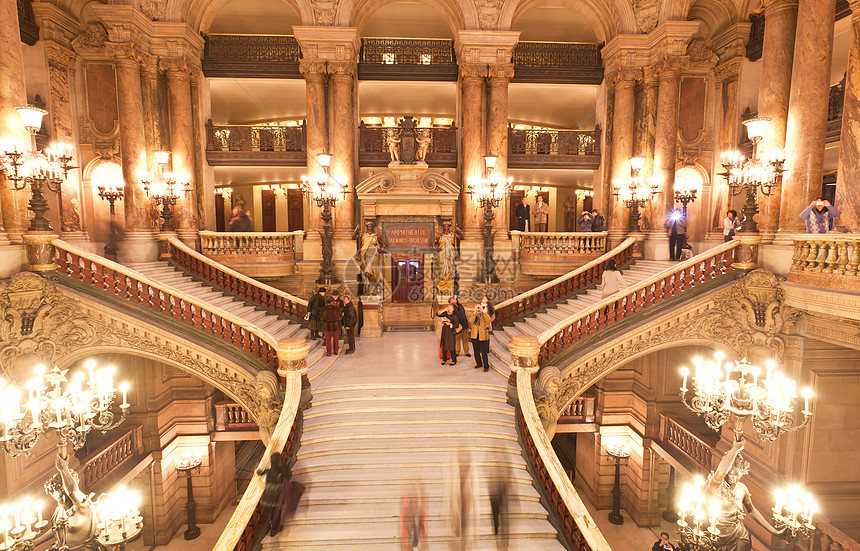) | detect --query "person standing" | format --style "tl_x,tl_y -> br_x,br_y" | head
229,206 -> 252,232
651,532 -> 675,551
449,297 -> 470,358
515,196 -> 531,231
469,304 -> 493,372
341,295 -> 357,354
590,209 -> 605,232
599,258 -> 626,298
439,305 -> 460,365
308,287 -> 325,339
578,211 -> 593,232
320,296 -> 343,356
723,209 -> 741,242
664,210 -> 687,261
532,195 -> 549,232
800,197 -> 840,233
